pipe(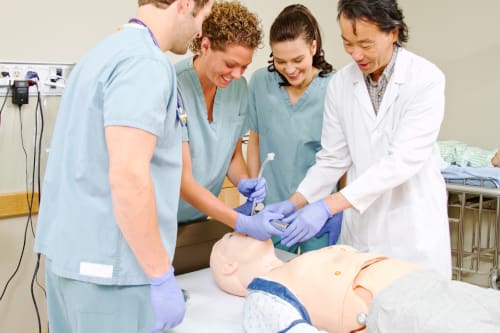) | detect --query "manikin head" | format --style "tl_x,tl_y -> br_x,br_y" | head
209,232 -> 284,296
